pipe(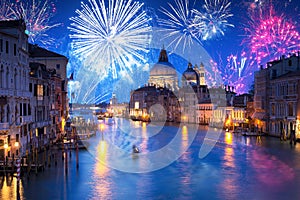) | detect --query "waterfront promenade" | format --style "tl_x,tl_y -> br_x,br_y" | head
1,118 -> 300,200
